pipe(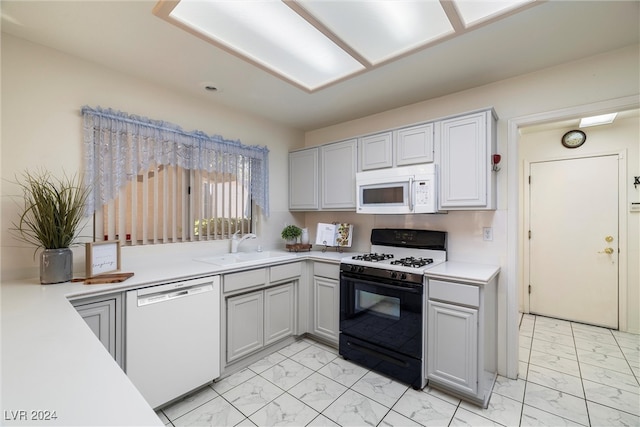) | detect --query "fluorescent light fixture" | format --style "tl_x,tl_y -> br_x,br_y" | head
154,0 -> 542,92
296,1 -> 454,65
168,0 -> 364,91
454,0 -> 535,26
579,113 -> 618,128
